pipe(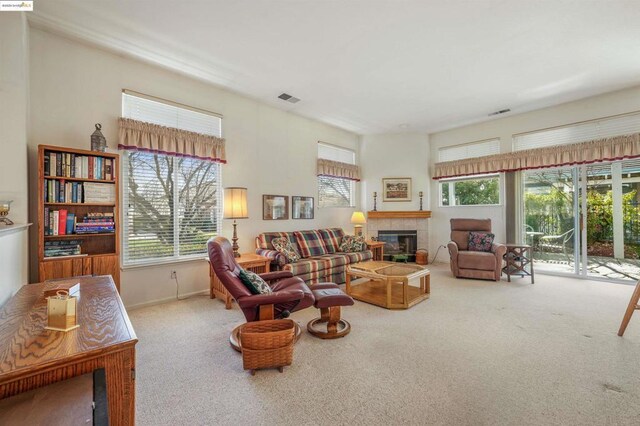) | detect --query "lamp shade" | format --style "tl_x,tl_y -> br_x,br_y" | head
223,187 -> 248,219
350,211 -> 366,224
